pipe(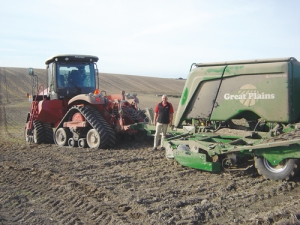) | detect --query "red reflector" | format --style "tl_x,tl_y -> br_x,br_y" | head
95,97 -> 101,102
